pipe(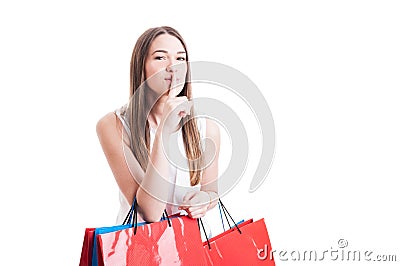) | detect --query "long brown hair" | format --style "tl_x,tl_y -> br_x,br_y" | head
126,26 -> 203,186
